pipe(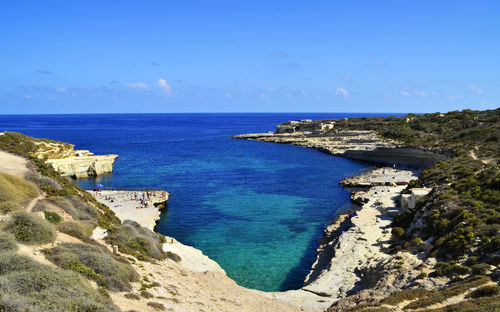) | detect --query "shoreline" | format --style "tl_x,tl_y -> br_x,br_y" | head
88,165 -> 421,310
89,189 -> 169,231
